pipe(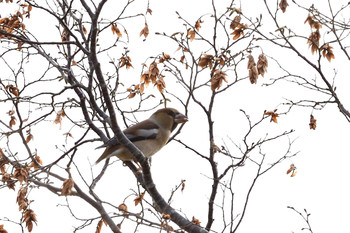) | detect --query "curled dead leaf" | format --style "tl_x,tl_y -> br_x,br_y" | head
309,114 -> 317,130
264,110 -> 279,123
61,178 -> 74,196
